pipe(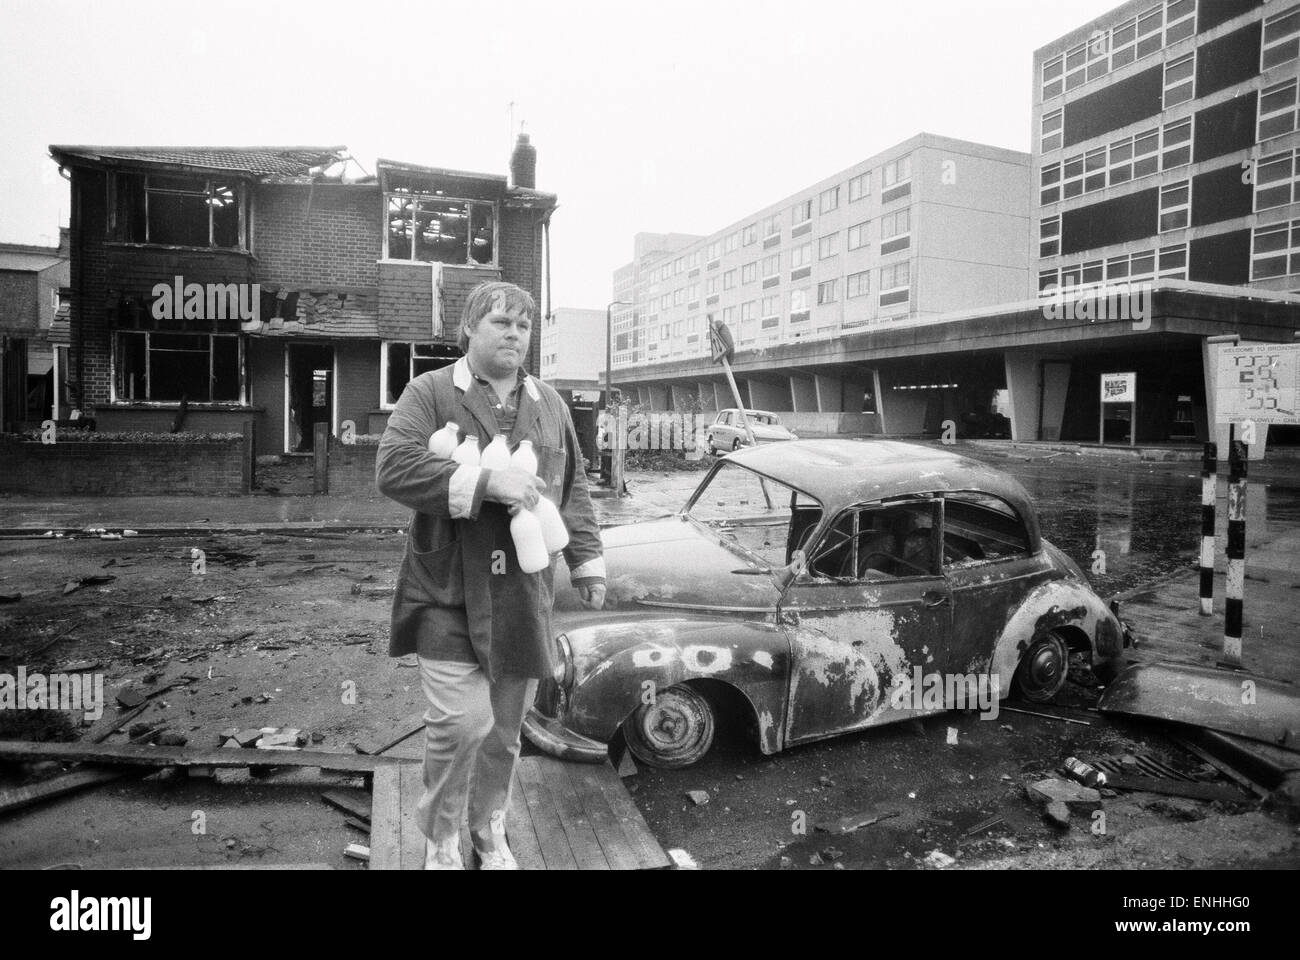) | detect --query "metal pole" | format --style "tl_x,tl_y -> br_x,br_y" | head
1199,441 -> 1217,616
1224,437 -> 1246,666
719,357 -> 756,446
